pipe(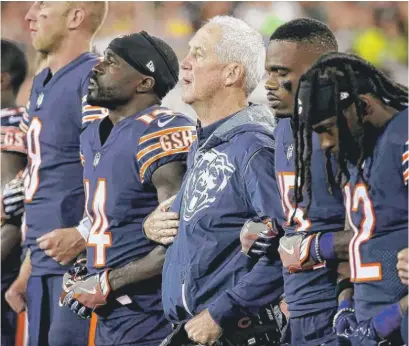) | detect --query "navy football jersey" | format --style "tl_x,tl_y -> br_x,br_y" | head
274,117 -> 345,317
20,53 -> 106,276
1,107 -> 27,286
81,105 -> 195,272
345,108 -> 408,322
